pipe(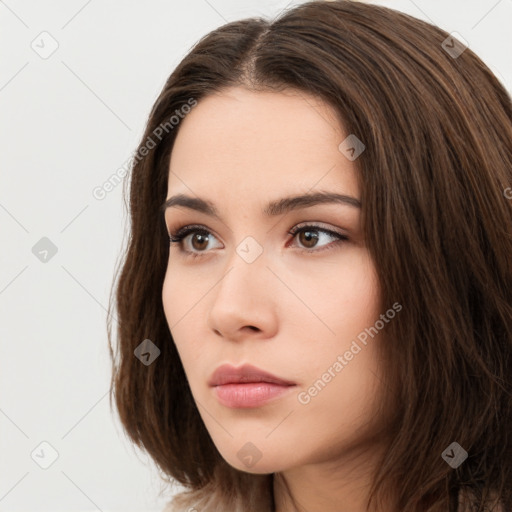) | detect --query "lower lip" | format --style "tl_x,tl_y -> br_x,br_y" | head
212,383 -> 296,408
